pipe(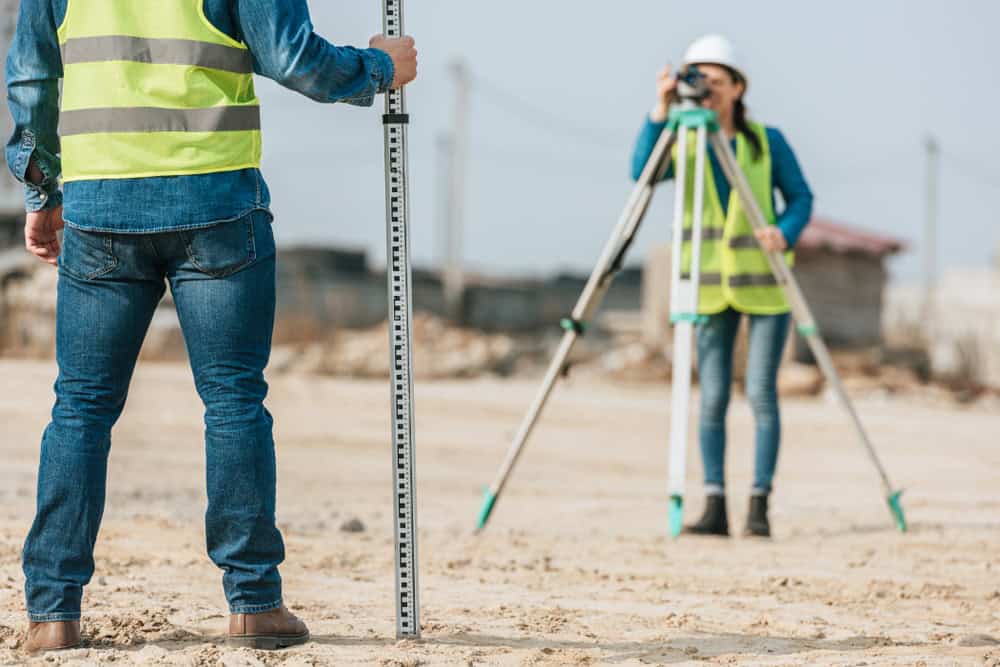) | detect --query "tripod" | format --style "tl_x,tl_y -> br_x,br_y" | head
475,74 -> 907,537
